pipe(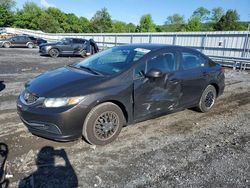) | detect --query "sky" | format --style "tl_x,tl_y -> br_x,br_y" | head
16,0 -> 250,25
